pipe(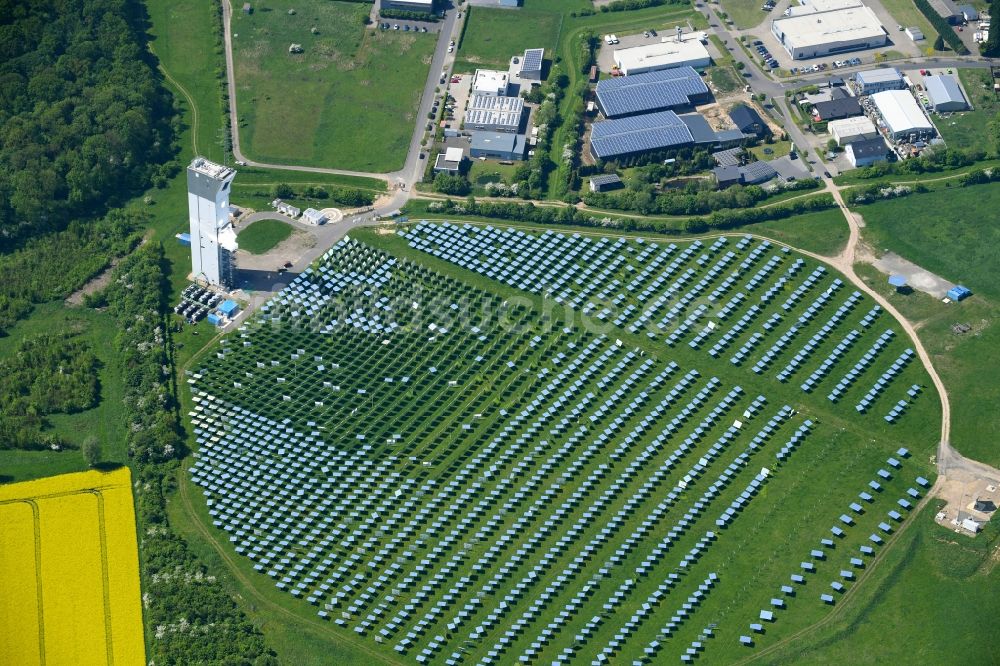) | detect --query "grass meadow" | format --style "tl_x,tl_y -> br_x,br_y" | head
851,182 -> 1000,467
935,69 -> 1000,152
765,500 -> 1000,664
231,0 -> 434,171
454,5 -> 564,72
0,468 -> 144,665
